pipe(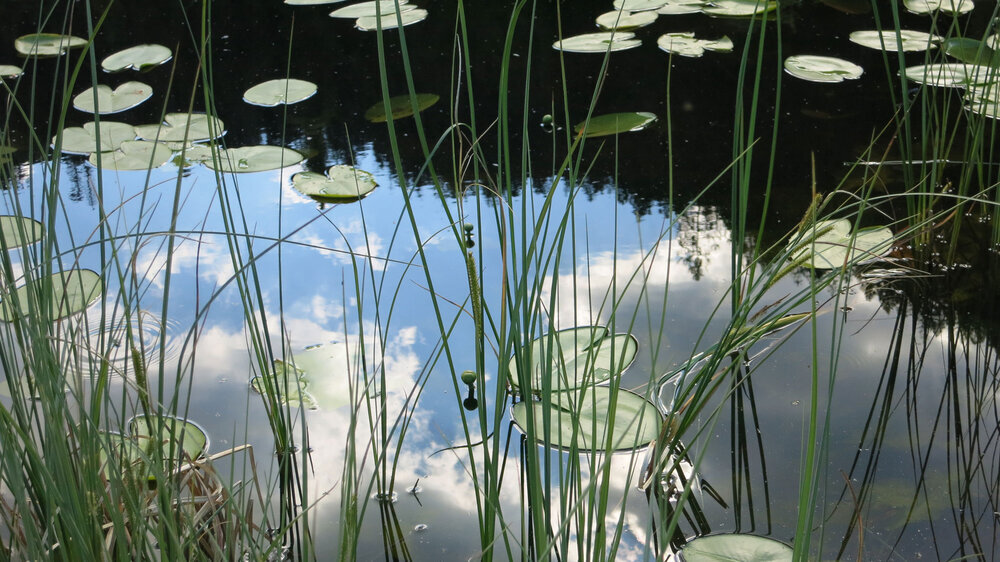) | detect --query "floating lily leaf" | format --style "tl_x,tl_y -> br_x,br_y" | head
355,9 -> 428,30
128,415 -> 209,461
57,121 -> 136,154
72,82 -> 153,114
243,78 -> 318,106
286,0 -> 343,4
0,216 -> 43,248
965,86 -> 1000,118
88,140 -> 172,170
611,0 -> 668,11
135,113 -> 225,145
512,386 -> 662,452
0,269 -> 102,322
903,0 -> 974,14
790,219 -> 893,270
292,165 -> 378,202
901,63 -> 993,87
173,144 -> 216,166
553,32 -> 641,54
329,0 -> 412,18
14,33 -> 86,57
701,0 -> 778,16
250,344 -> 364,409
595,11 -> 658,30
203,145 -> 304,173
657,32 -> 733,57
509,326 -> 638,391
251,360 -> 318,409
657,0 -> 705,14
848,30 -> 940,52
784,55 -> 863,83
681,534 -> 793,561
101,44 -> 172,72
942,38 -> 1000,67
574,112 -> 657,138
989,34 -> 999,50
0,65 -> 23,79
364,93 -> 439,122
